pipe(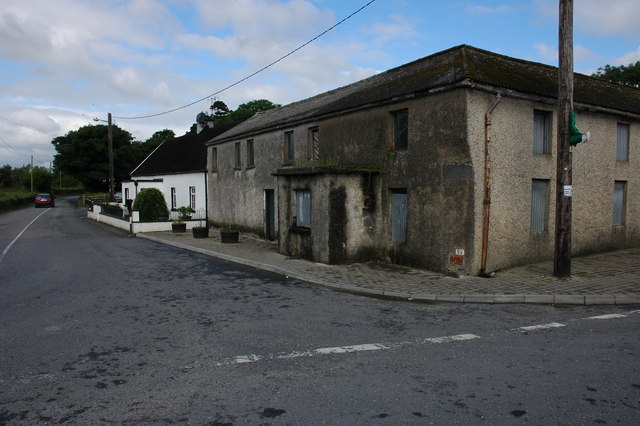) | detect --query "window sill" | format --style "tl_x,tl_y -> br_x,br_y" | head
290,226 -> 311,235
